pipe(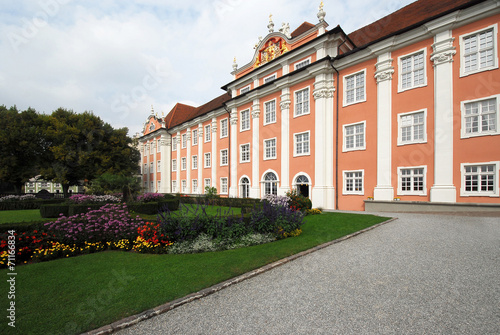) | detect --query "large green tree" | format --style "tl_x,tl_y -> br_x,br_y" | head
0,105 -> 46,193
40,108 -> 140,197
